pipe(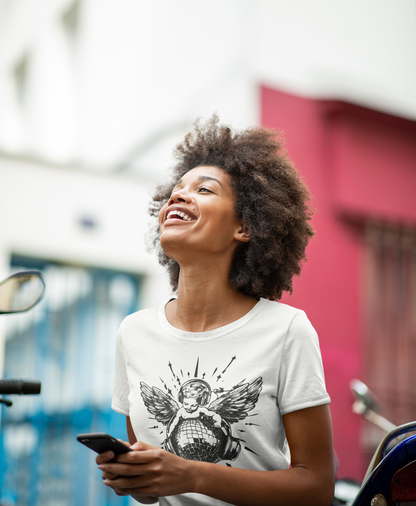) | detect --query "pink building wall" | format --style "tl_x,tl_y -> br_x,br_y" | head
261,85 -> 416,478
